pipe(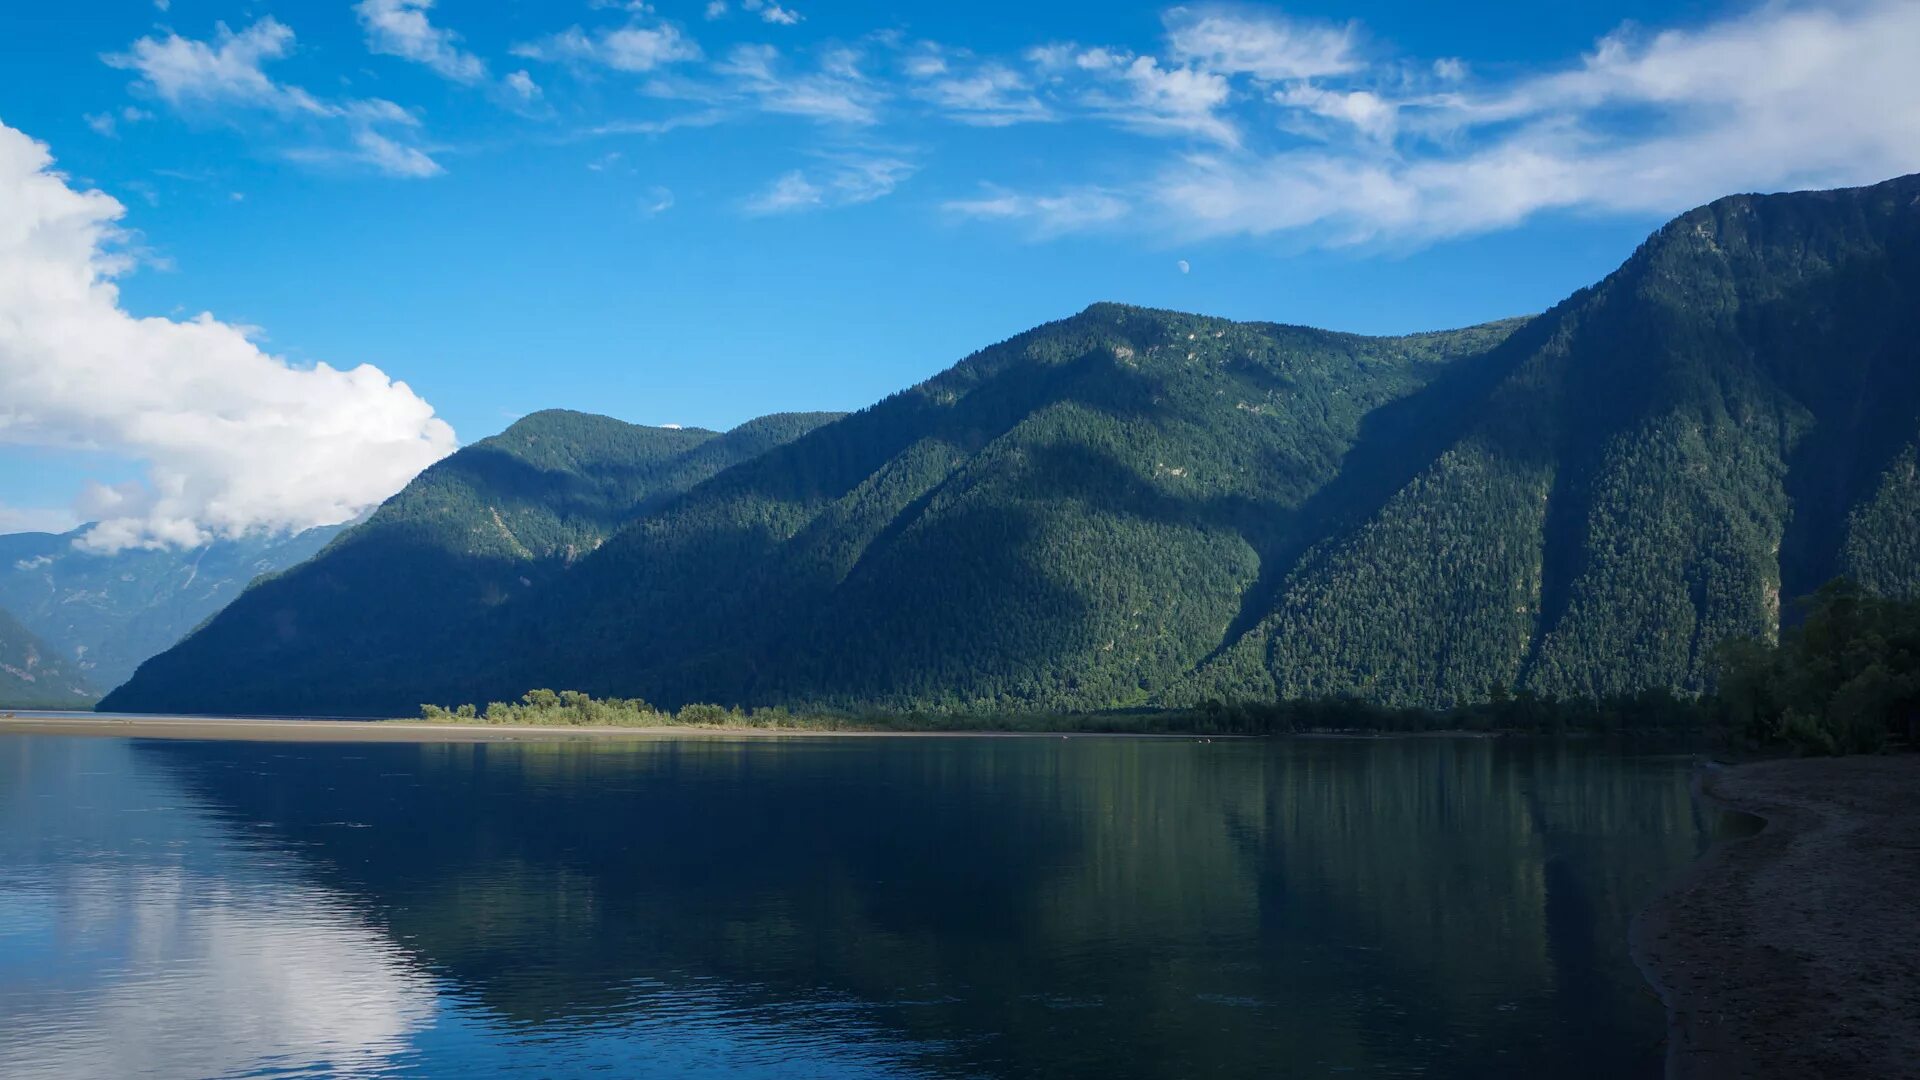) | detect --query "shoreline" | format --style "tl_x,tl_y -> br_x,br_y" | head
1631,754 -> 1920,1078
0,711 -> 1234,743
